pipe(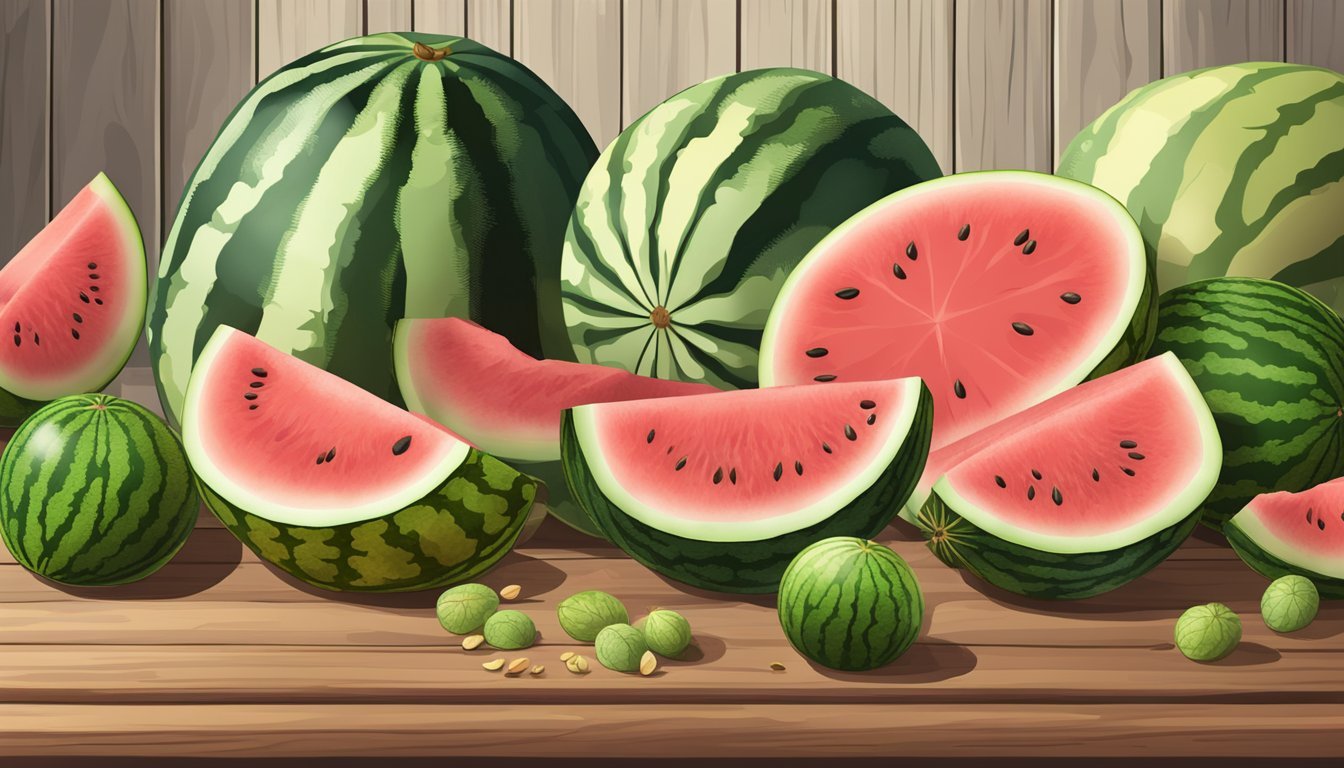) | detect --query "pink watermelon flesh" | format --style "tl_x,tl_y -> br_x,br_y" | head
761,171 -> 1146,450
0,173 -> 145,402
183,326 -> 469,526
1231,478 -> 1344,580
395,317 -> 718,462
927,353 -> 1221,551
